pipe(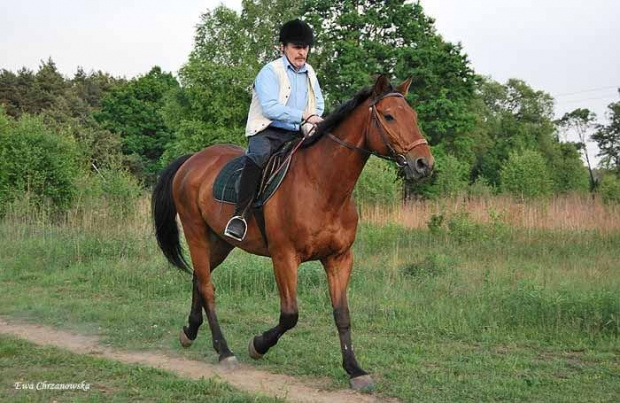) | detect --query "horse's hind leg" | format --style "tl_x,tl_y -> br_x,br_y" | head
180,221 -> 236,366
179,272 -> 203,347
180,232 -> 234,348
